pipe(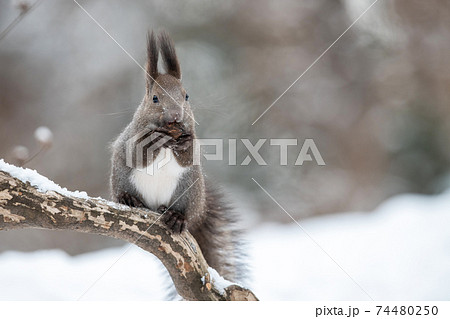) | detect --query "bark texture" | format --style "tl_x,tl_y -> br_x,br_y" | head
0,169 -> 258,301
